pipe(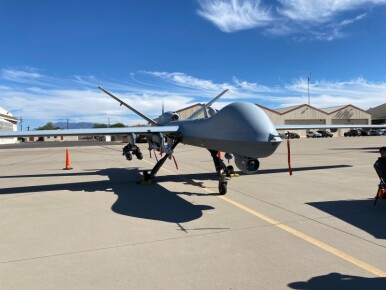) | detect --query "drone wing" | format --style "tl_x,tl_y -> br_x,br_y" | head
0,126 -> 179,138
